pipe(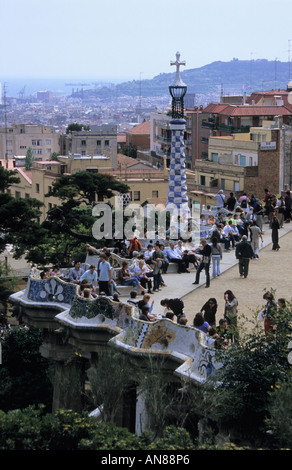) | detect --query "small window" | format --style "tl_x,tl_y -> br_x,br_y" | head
81,140 -> 86,146
240,155 -> 246,166
36,184 -> 40,193
200,175 -> 206,186
152,190 -> 159,198
134,191 -> 140,201
211,152 -> 218,162
97,140 -> 101,146
105,140 -> 110,146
